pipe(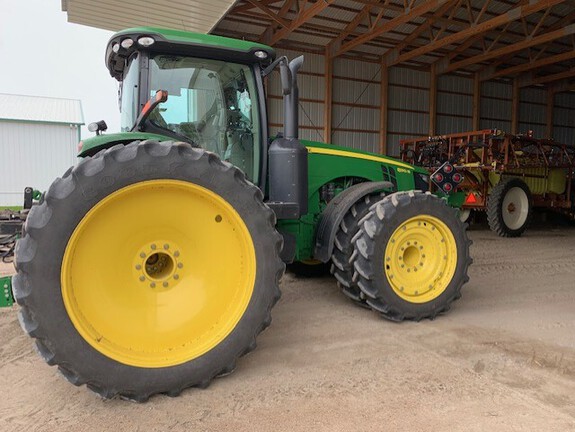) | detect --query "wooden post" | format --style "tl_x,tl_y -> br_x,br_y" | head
379,63 -> 389,154
324,49 -> 333,143
511,78 -> 520,134
472,73 -> 481,130
429,63 -> 437,136
546,88 -> 554,139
